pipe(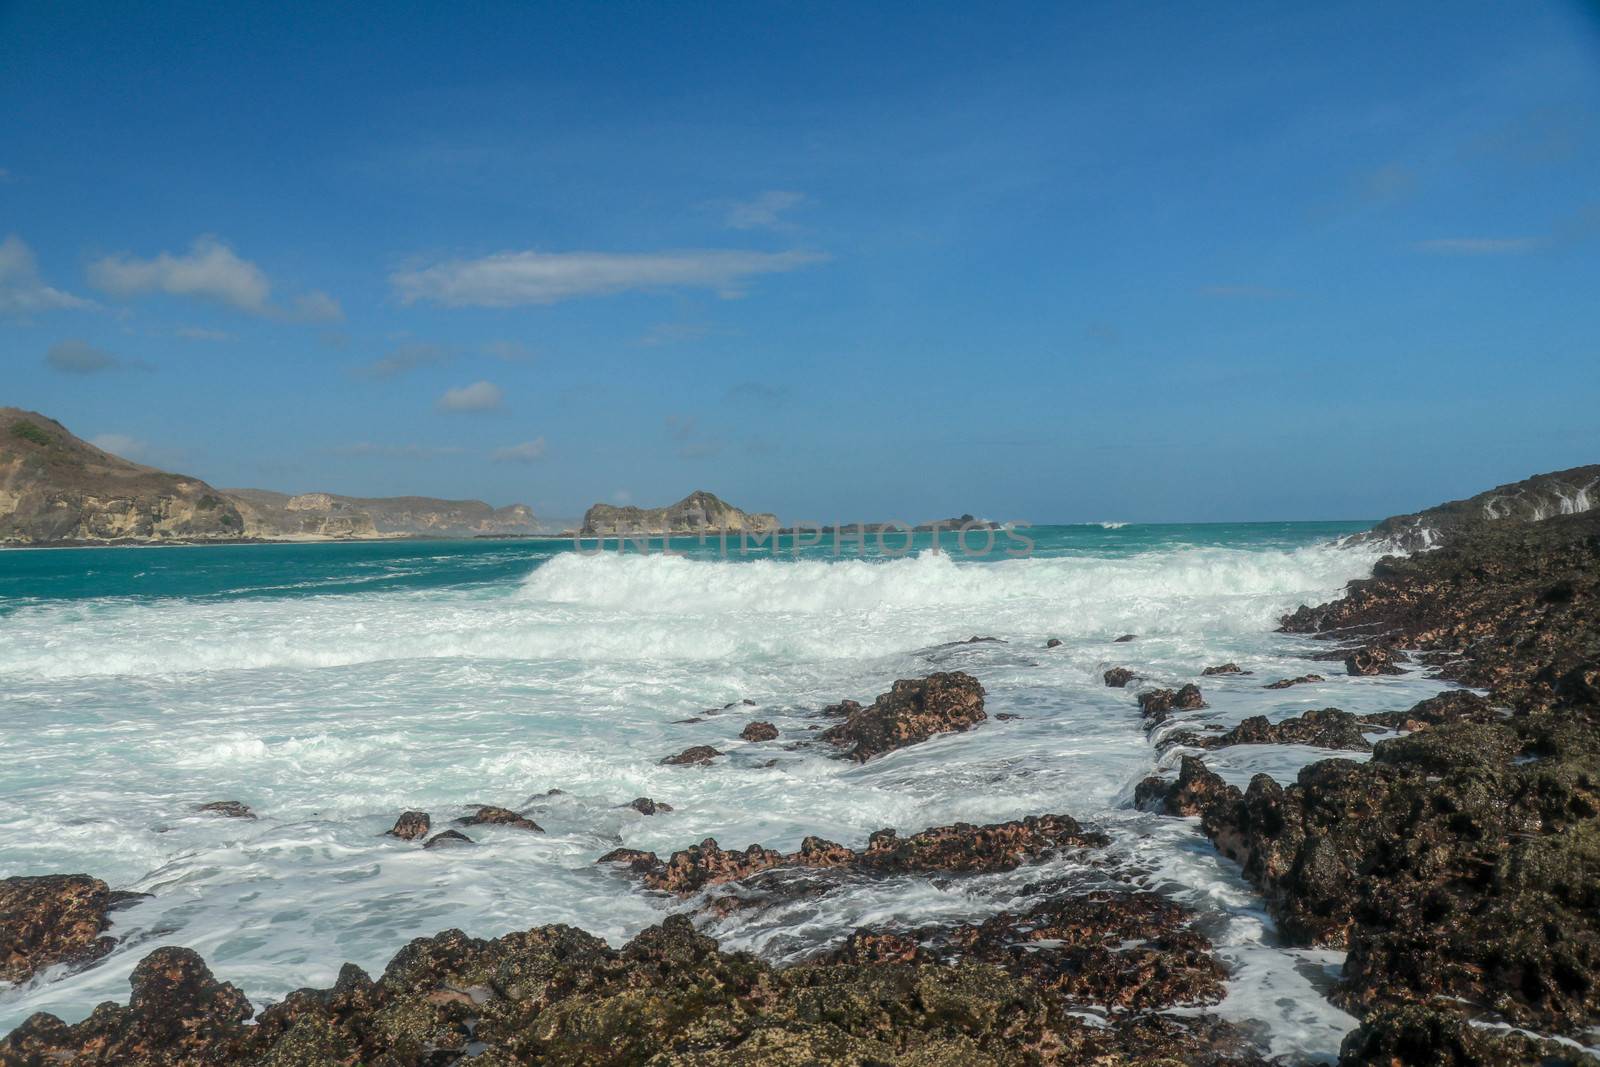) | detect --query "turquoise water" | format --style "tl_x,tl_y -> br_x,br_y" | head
1,520 -> 1432,1061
